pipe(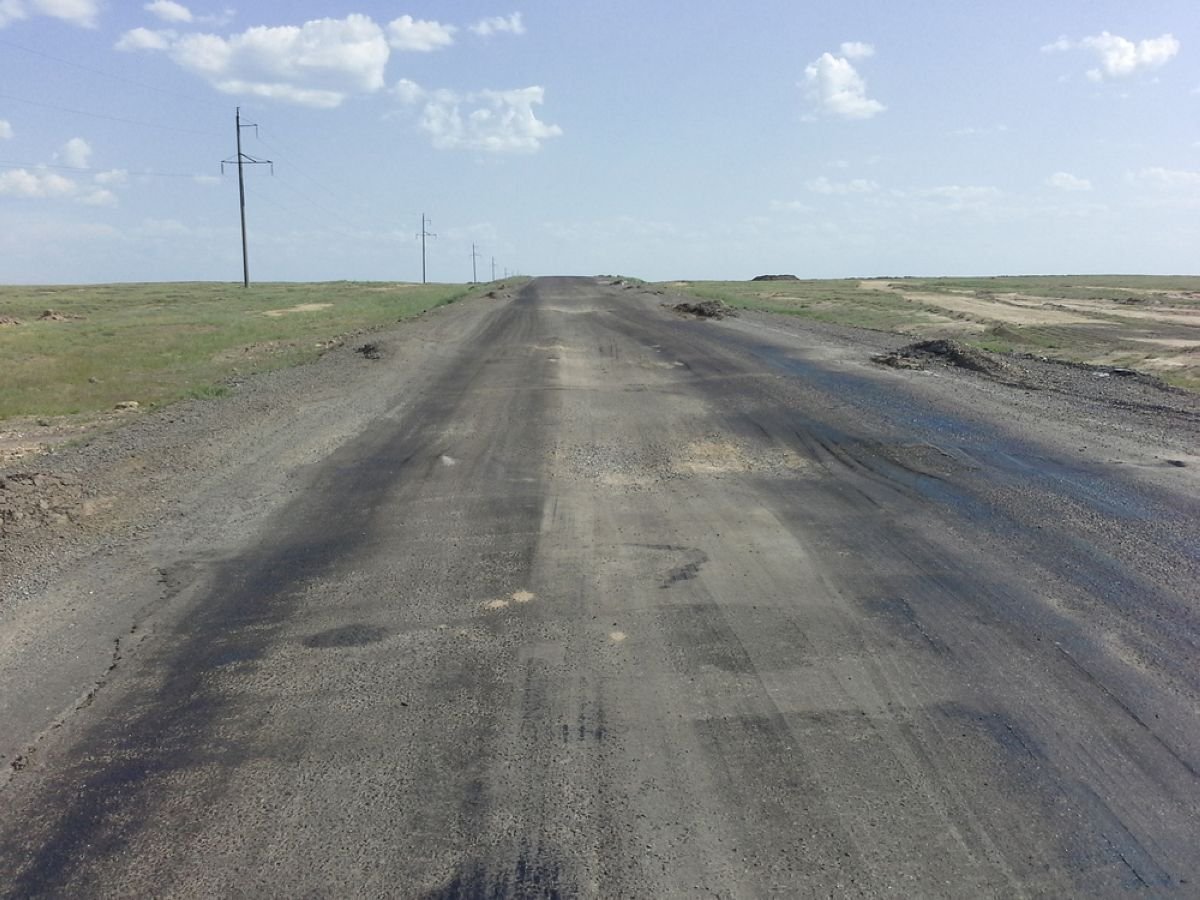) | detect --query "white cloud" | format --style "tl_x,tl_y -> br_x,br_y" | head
80,187 -> 116,206
803,50 -> 885,120
951,123 -> 1009,136
115,27 -> 175,51
1046,171 -> 1092,191
839,41 -> 874,59
805,176 -> 879,195
396,80 -> 562,152
904,184 -> 1003,212
0,0 -> 100,27
129,14 -> 391,108
0,119 -> 12,139
0,168 -> 76,198
387,15 -> 455,51
93,168 -> 128,186
60,136 -> 91,168
470,12 -> 525,37
145,0 -> 191,23
392,78 -> 424,104
1128,167 -> 1200,190
1048,32 -> 1180,79
770,199 -> 816,213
